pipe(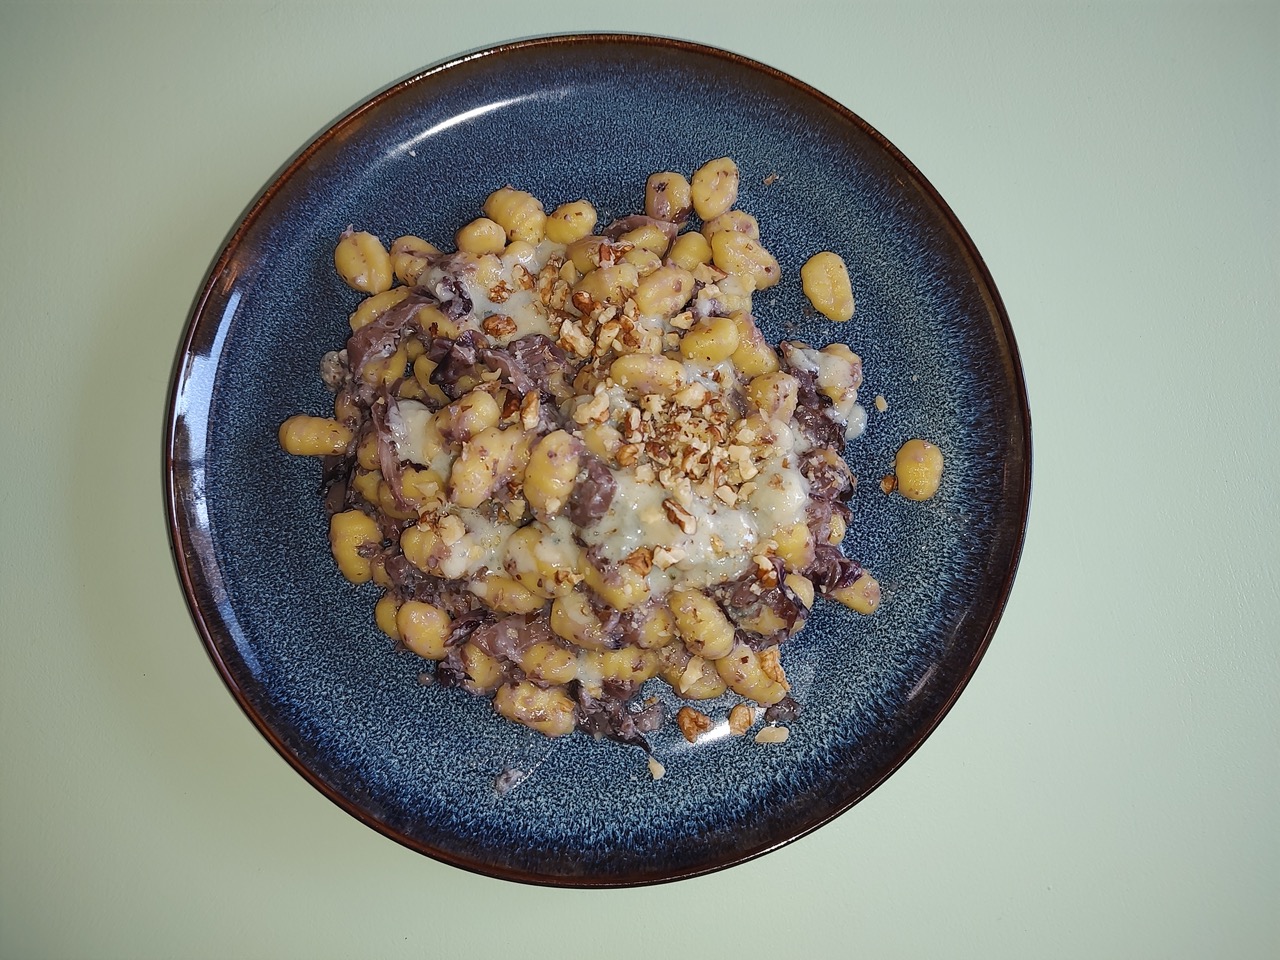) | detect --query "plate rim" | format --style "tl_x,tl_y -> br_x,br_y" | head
164,31 -> 1033,888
